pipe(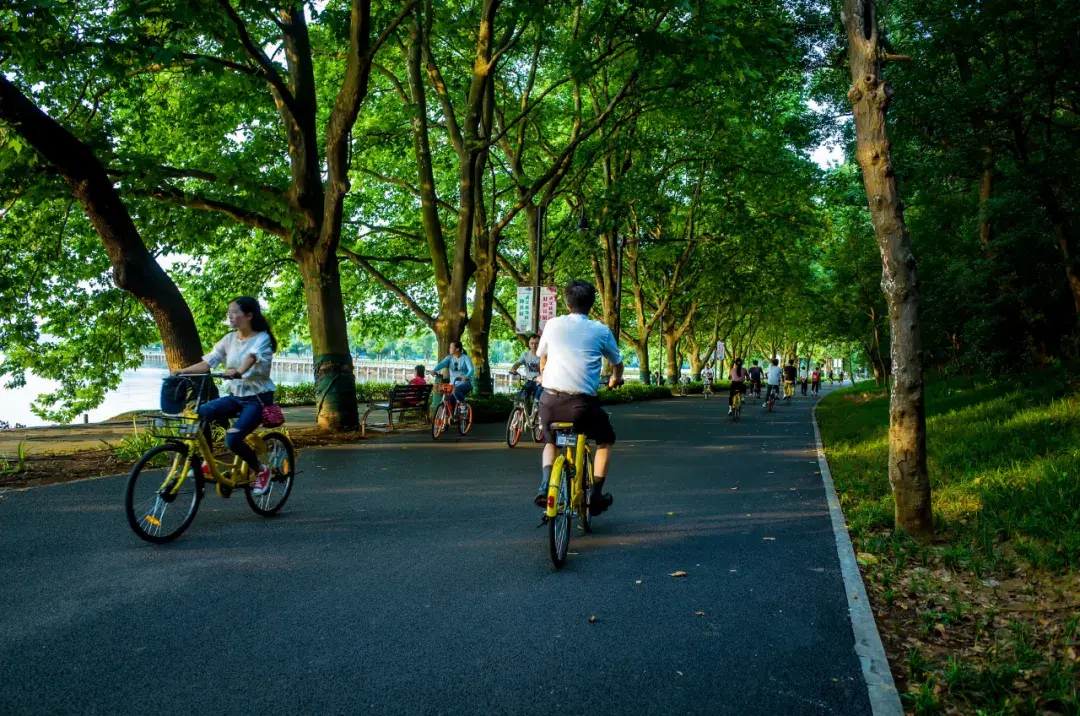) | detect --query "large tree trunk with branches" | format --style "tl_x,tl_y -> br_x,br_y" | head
844,0 -> 932,540
0,76 -> 205,372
